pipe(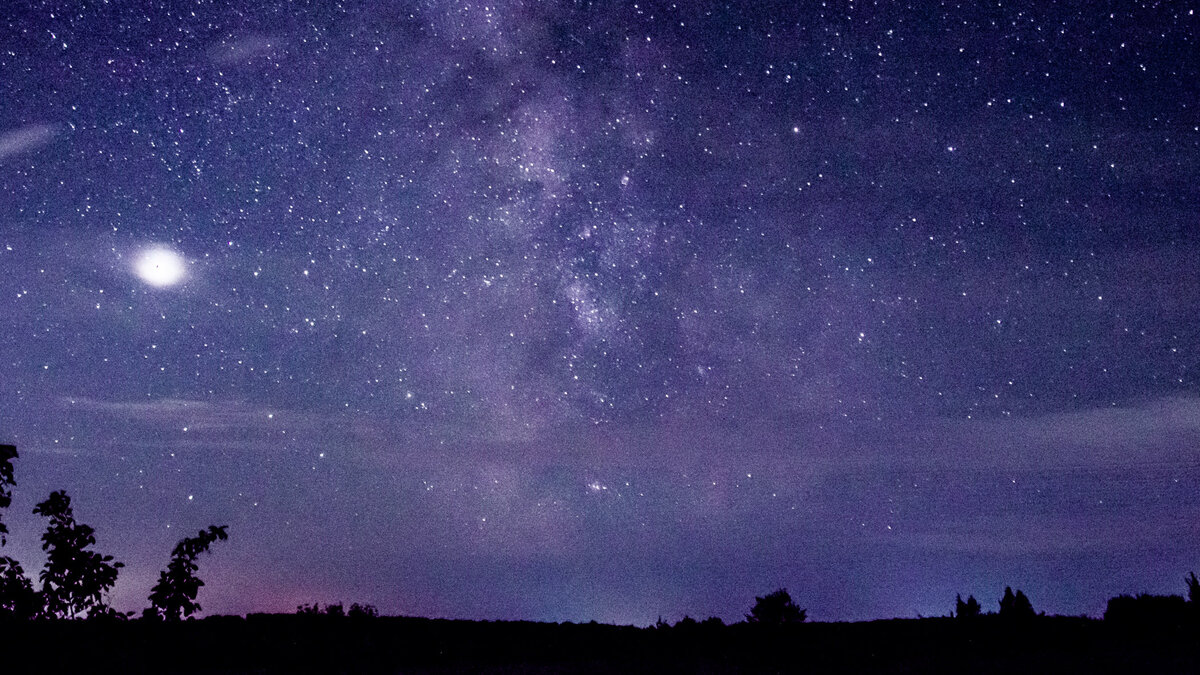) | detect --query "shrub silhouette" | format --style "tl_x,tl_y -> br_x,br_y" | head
746,588 -> 806,624
145,525 -> 229,621
955,593 -> 981,619
1104,593 -> 1189,627
998,587 -> 1035,620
